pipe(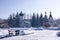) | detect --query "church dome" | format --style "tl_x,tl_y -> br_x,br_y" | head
49,11 -> 52,18
19,11 -> 24,16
